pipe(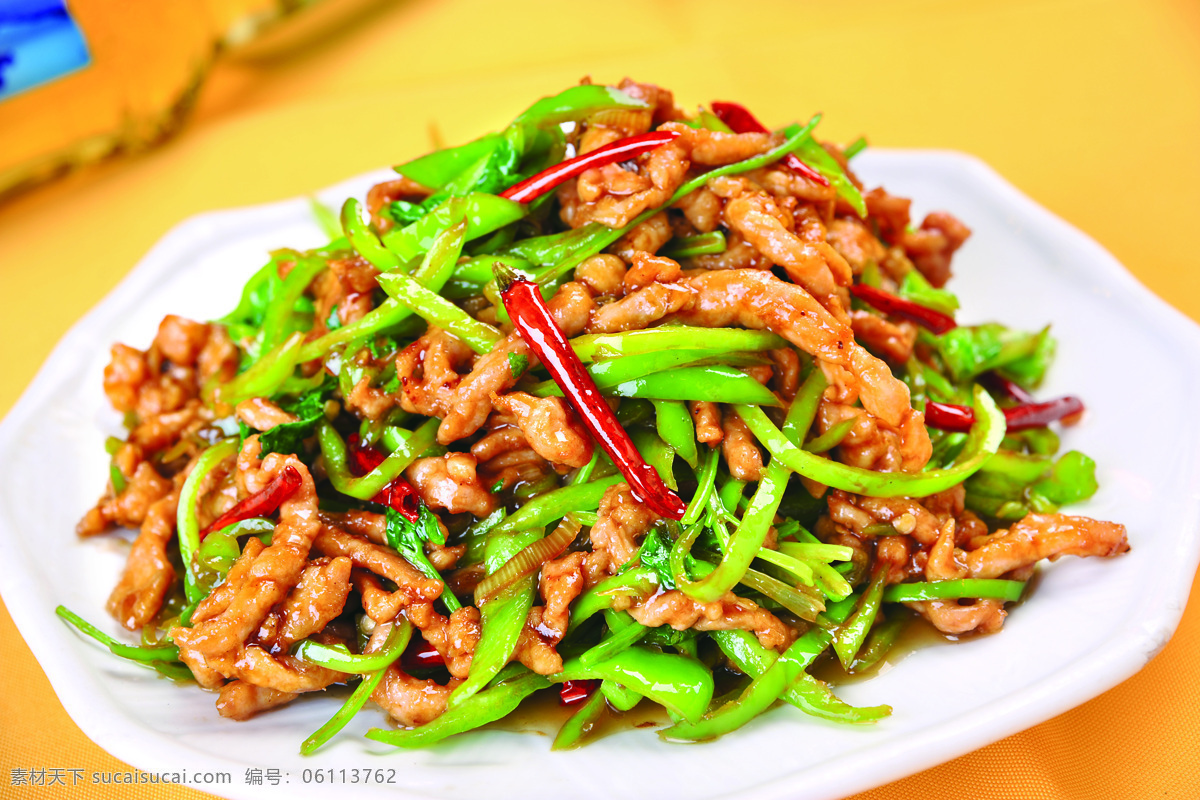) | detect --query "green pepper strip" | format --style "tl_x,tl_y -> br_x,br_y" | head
377,271 -> 503,354
552,685 -> 608,750
601,679 -> 642,711
448,529 -> 542,708
832,566 -> 889,669
883,579 -> 1026,603
301,619 -> 412,755
381,193 -> 527,263
367,671 -> 551,748
601,365 -> 782,407
849,610 -> 909,673
56,606 -> 181,663
570,327 -> 787,363
676,462 -> 789,603
565,566 -> 658,634
529,349 -> 768,398
803,417 -> 855,454
554,647 -> 714,724
783,366 -> 827,447
653,399 -> 699,467
736,384 -> 1005,498
213,332 -> 306,407
317,418 -> 439,500
681,445 -> 720,527
488,474 -> 623,537
176,439 -> 238,604
658,231 -> 727,259
260,253 -> 325,355
297,216 -> 469,361
196,518 -> 274,575
578,611 -> 648,668
712,629 -> 890,725
529,116 -> 823,284
292,633 -> 416,674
